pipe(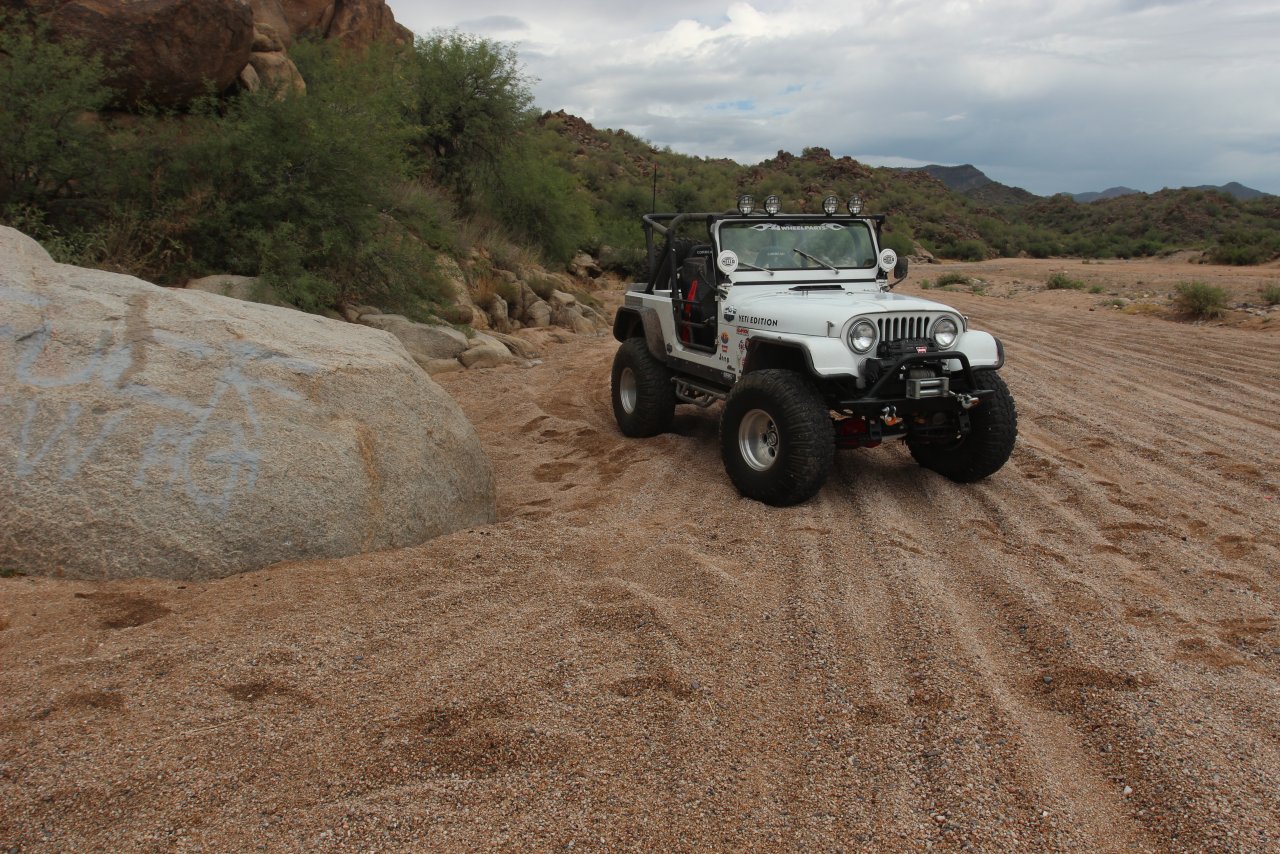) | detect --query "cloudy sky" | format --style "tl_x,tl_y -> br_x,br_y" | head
391,1 -> 1279,196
